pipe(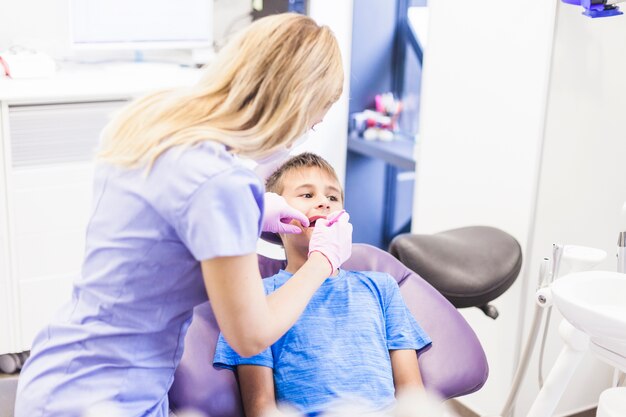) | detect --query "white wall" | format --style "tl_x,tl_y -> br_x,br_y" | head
515,4 -> 626,415
298,0 -> 353,185
0,0 -> 71,58
0,0 -> 251,62
414,0 -> 625,416
414,0 -> 556,412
